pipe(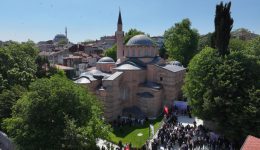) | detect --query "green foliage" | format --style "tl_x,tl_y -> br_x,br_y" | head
35,56 -> 61,78
58,38 -> 68,46
124,29 -> 144,44
198,32 -> 215,51
159,43 -> 167,59
3,75 -> 110,149
246,37 -> 260,58
105,45 -> 117,61
0,85 -> 26,130
164,18 -> 199,67
0,41 -> 38,91
183,47 -> 260,143
228,38 -> 246,52
214,2 -> 234,56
